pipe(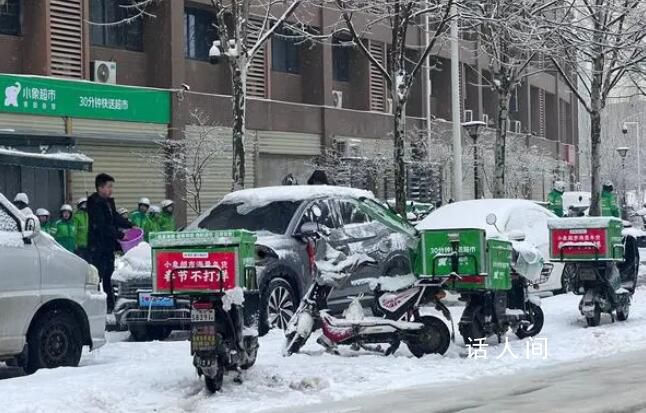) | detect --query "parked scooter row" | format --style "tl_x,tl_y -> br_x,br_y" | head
284,212 -> 548,357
